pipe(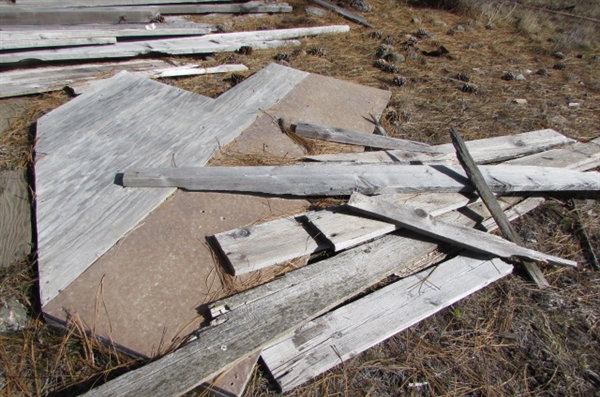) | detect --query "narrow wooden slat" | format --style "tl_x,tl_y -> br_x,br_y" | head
346,192 -> 576,267
16,0 -> 236,6
309,0 -> 372,27
305,129 -> 575,163
122,163 -> 600,196
0,60 -> 171,98
0,36 -> 117,51
295,121 -> 439,152
262,256 -> 513,391
0,2 -> 292,25
0,169 -> 32,268
0,25 -> 349,64
3,23 -> 216,38
35,63 -> 309,307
